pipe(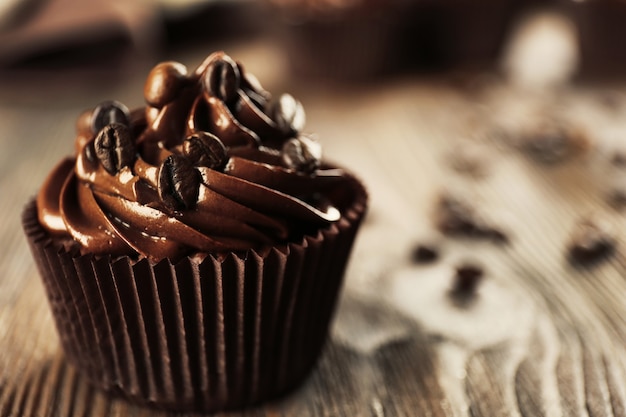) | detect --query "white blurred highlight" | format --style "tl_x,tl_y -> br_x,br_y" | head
503,11 -> 579,89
